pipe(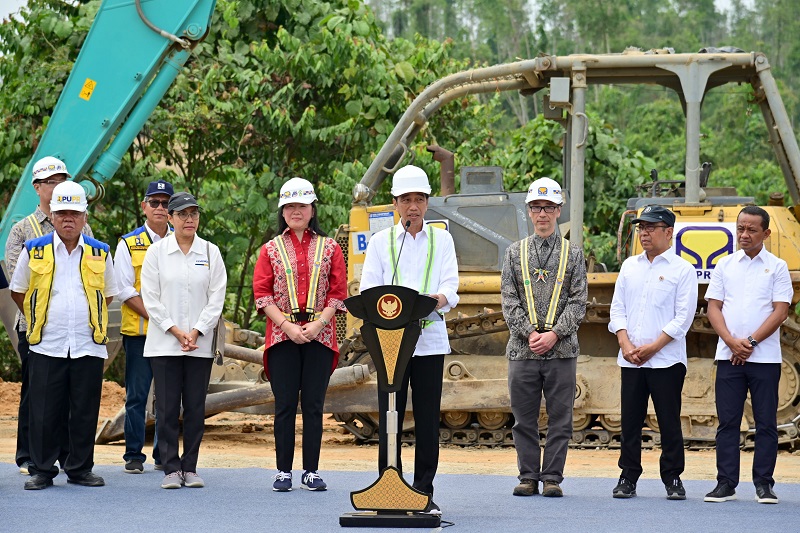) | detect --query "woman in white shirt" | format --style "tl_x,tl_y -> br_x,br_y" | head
140,192 -> 227,490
